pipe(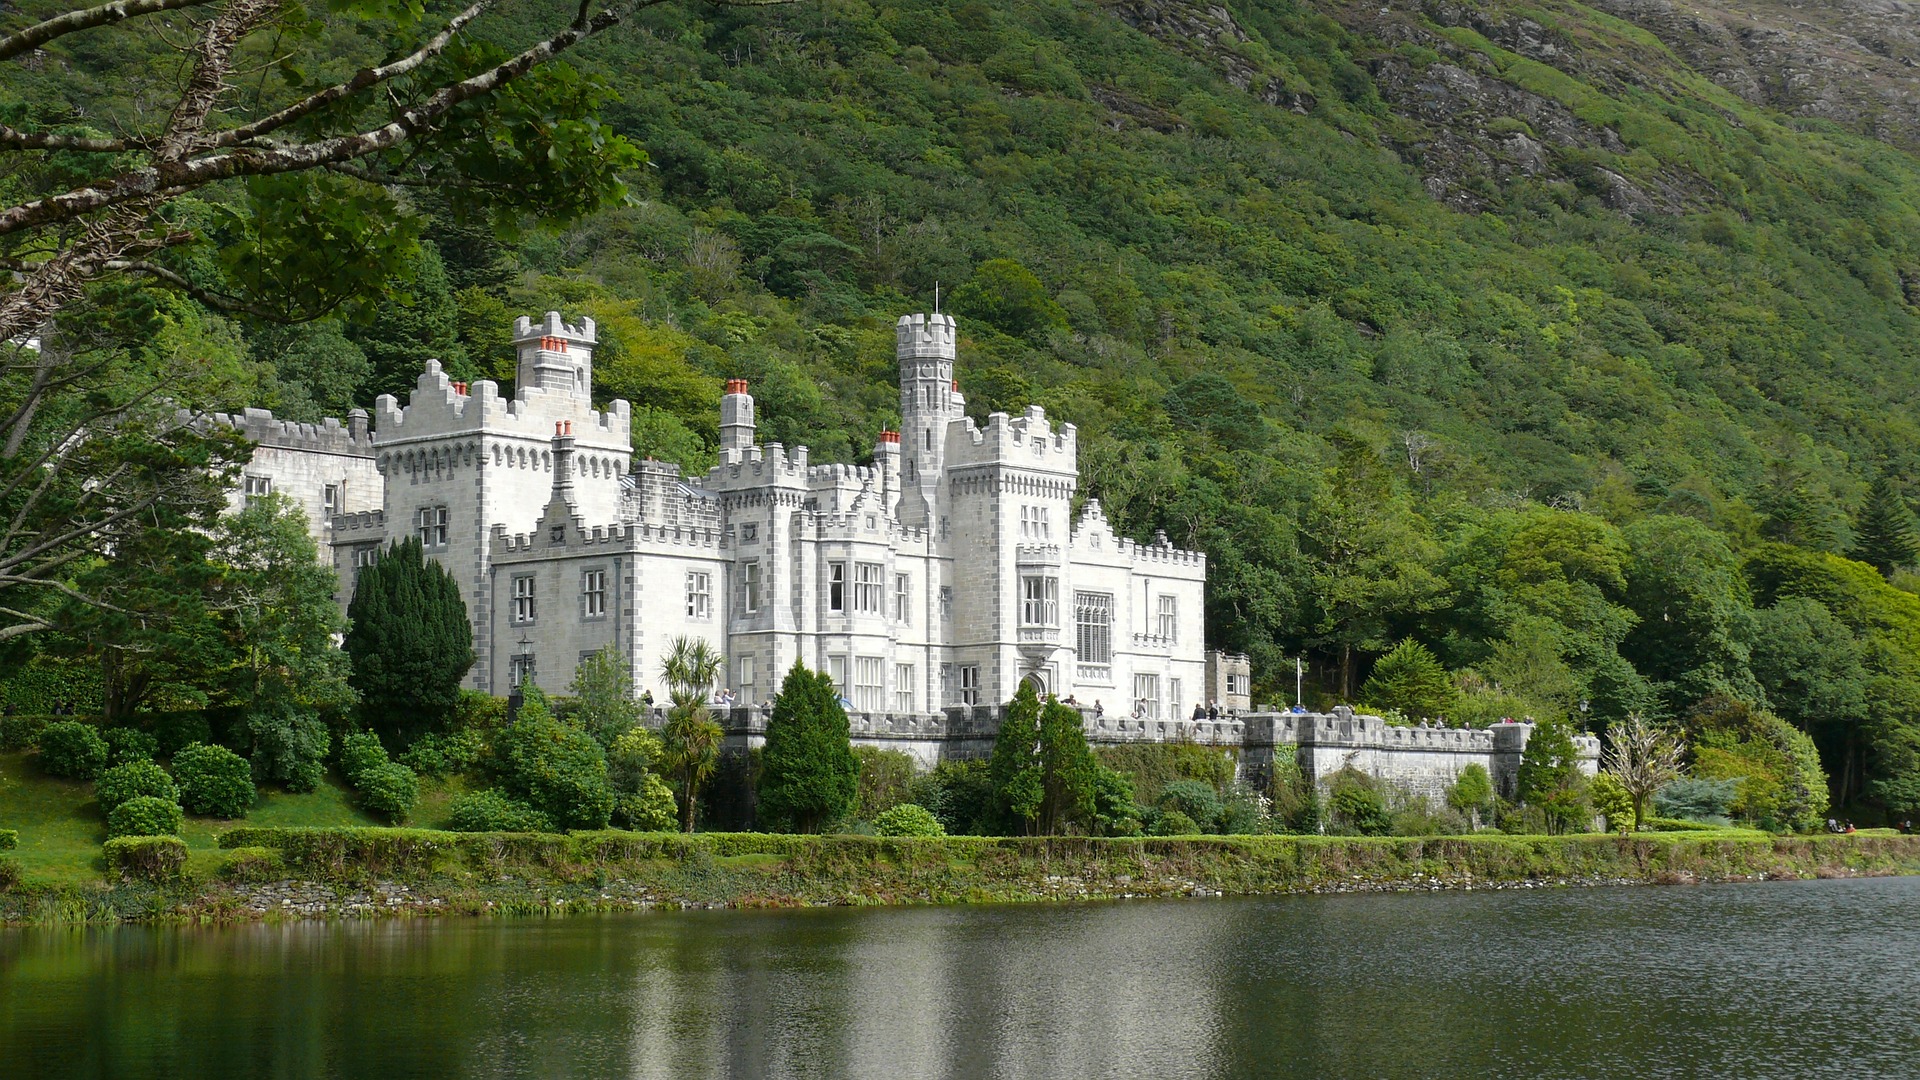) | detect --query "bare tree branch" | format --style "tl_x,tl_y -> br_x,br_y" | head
0,124 -> 141,153
211,0 -> 498,149
0,0 -> 221,62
